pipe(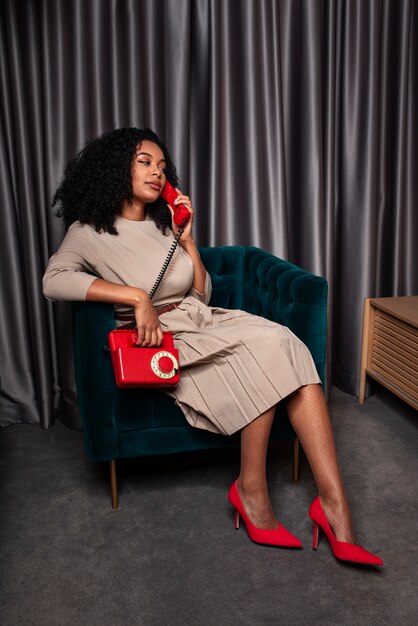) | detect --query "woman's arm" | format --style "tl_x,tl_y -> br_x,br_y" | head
43,223 -> 99,302
86,279 -> 163,347
43,223 -> 163,346
180,239 -> 207,295
171,191 -> 208,296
